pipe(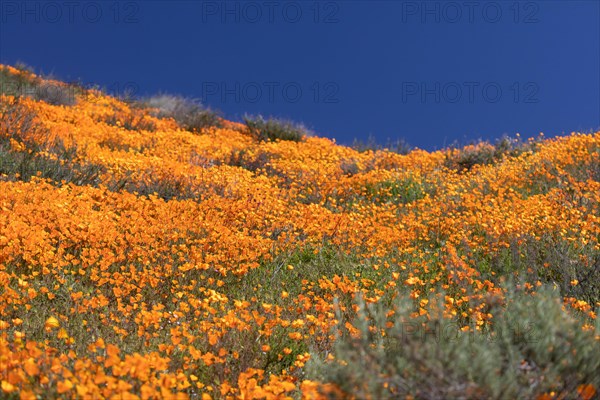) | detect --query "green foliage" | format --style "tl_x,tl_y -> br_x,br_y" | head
444,135 -> 542,173
0,101 -> 102,185
308,286 -> 600,399
0,141 -> 104,186
0,67 -> 36,97
460,231 -> 600,307
109,171 -> 199,202
224,149 -> 274,173
364,176 -> 427,205
143,94 -> 222,133
243,115 -> 310,142
222,244 -> 361,305
0,65 -> 76,106
331,174 -> 430,210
